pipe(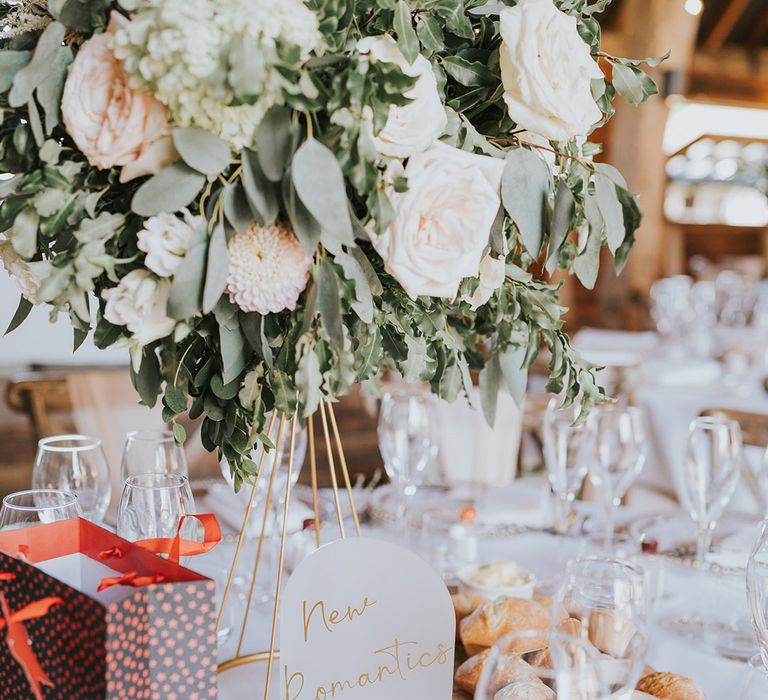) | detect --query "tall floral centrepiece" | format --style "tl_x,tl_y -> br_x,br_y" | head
0,0 -> 663,488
